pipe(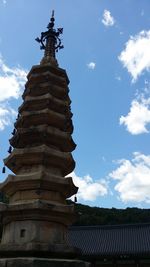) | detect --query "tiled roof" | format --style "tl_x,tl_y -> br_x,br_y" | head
68,223 -> 150,258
